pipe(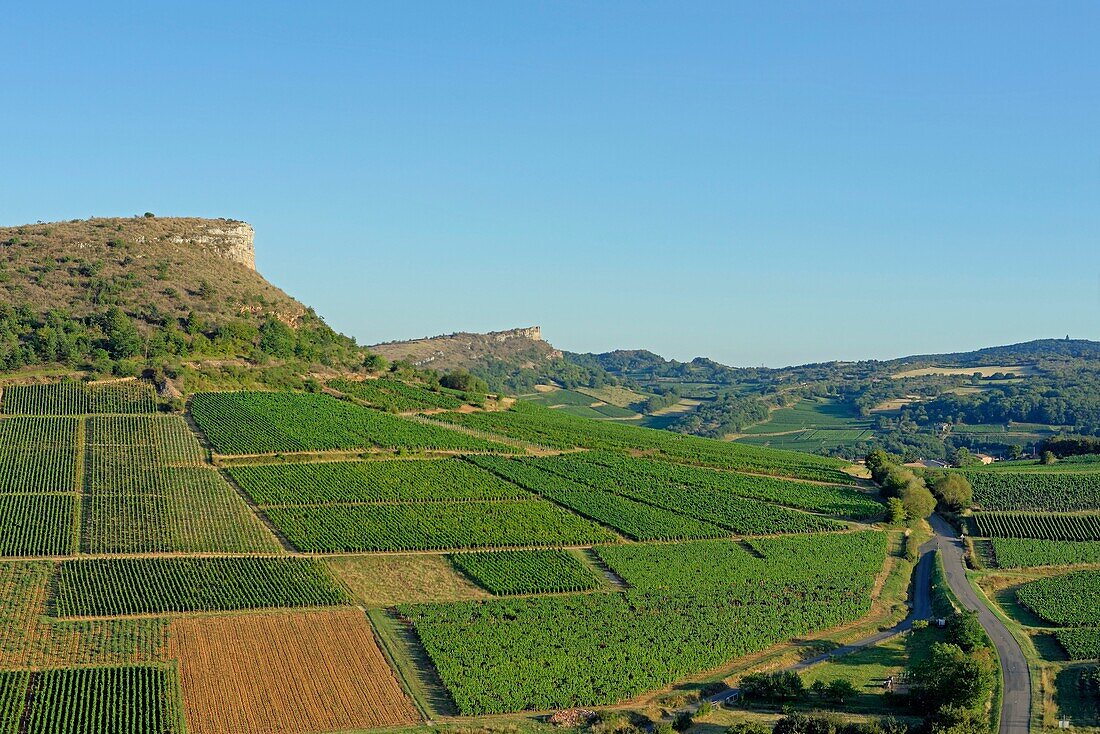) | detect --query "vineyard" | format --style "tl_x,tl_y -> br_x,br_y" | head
990,538 -> 1100,568
169,610 -> 418,734
0,416 -> 78,493
963,470 -> 1100,511
190,391 -> 512,454
973,512 -> 1100,541
265,500 -> 615,552
433,401 -> 857,484
81,416 -> 278,553
1015,570 -> 1100,626
229,458 -> 530,505
539,450 -> 881,519
52,558 -> 349,616
16,665 -> 183,734
527,453 -> 845,536
470,455 -> 728,541
329,377 -> 466,412
450,550 -> 602,595
403,530 -> 887,714
1,380 -> 156,415
0,493 -> 75,555
1055,629 -> 1100,660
